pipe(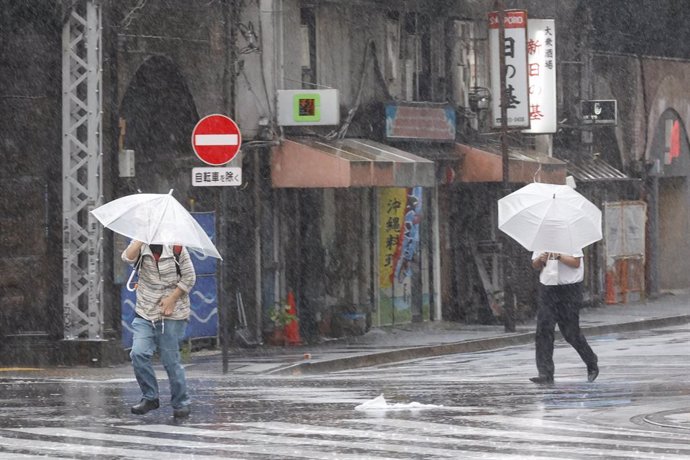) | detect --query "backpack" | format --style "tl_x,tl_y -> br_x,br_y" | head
171,245 -> 183,277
